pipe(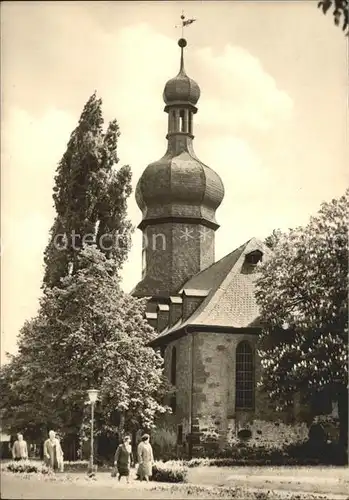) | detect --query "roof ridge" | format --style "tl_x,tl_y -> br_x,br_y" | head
196,237 -> 269,324
180,239 -> 250,288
